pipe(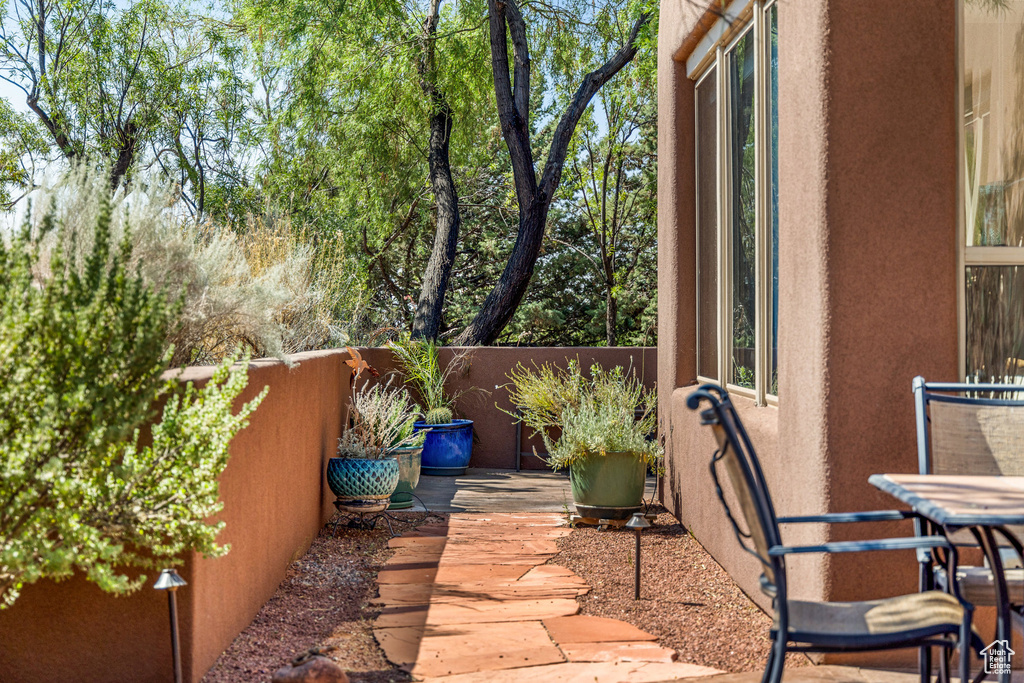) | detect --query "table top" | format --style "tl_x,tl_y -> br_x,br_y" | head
869,473 -> 1024,527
